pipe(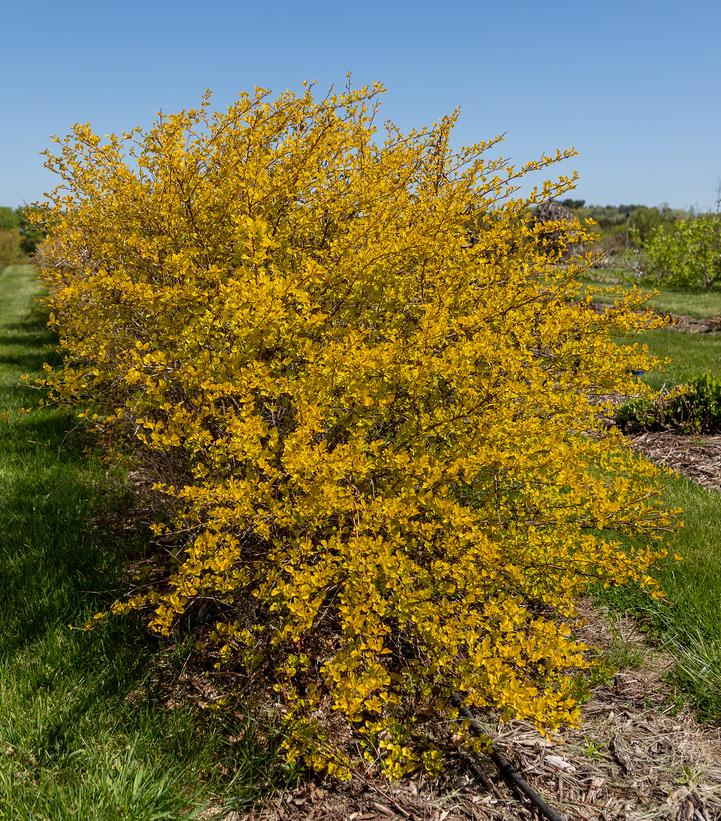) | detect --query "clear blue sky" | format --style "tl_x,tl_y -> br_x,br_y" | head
2,0 -> 720,210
